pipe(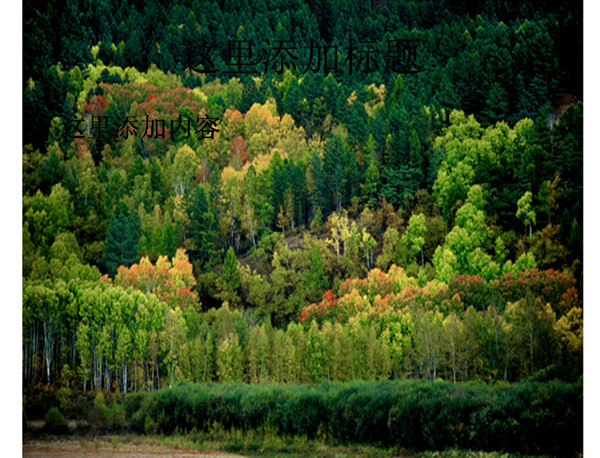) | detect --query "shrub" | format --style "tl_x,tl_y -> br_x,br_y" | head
123,391 -> 148,420
57,387 -> 71,412
88,404 -> 108,430
281,388 -> 327,439
107,404 -> 125,429
44,407 -> 67,434
132,380 -> 582,455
